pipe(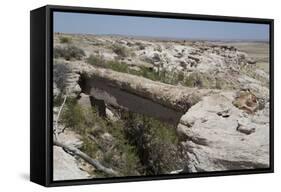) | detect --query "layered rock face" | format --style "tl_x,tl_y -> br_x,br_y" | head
53,33 -> 270,178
